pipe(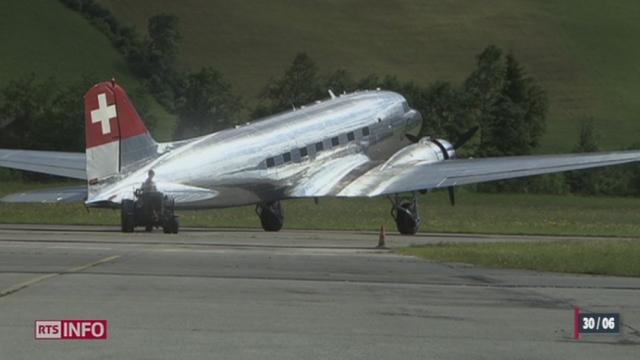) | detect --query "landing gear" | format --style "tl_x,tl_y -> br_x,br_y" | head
390,193 -> 420,235
255,201 -> 284,232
